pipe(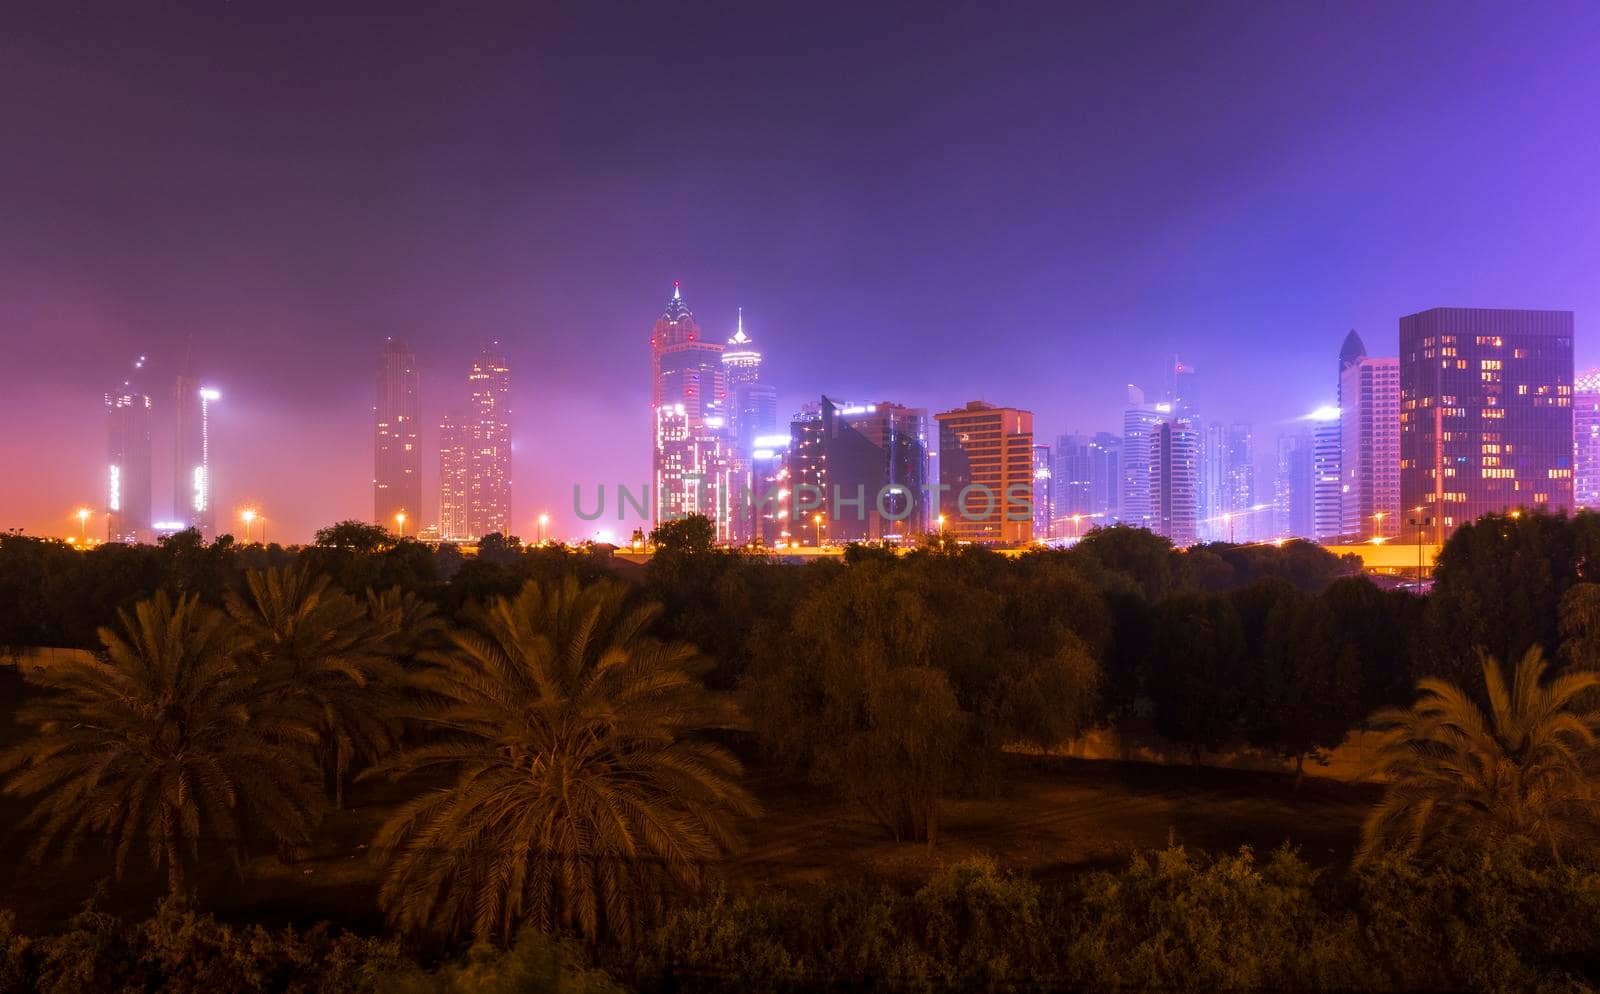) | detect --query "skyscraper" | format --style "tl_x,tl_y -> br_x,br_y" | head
1120,387 -> 1166,530
1273,430 -> 1315,540
1576,369 -> 1600,510
650,282 -> 732,536
1338,332 -> 1400,541
1149,417 -> 1199,546
1399,308 -> 1574,542
106,358 -> 153,545
1312,408 -> 1342,541
1052,432 -> 1119,530
721,308 -> 778,541
935,401 -> 1034,545
438,411 -> 469,541
1031,442 -> 1053,540
466,345 -> 512,539
172,359 -> 219,538
374,339 -> 421,531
